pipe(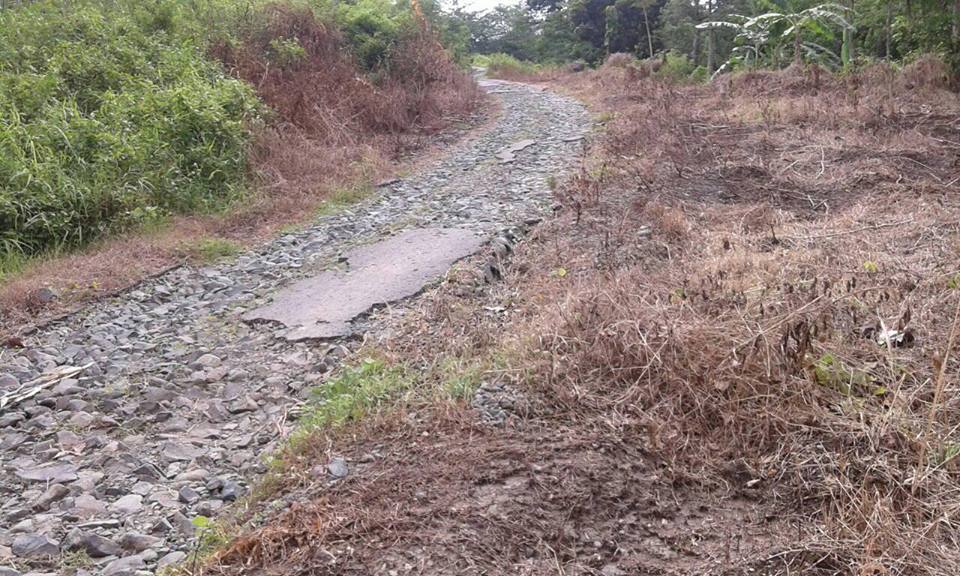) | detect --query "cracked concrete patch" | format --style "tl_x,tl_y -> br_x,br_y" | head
243,228 -> 484,341
496,139 -> 538,163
